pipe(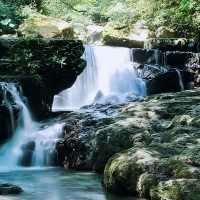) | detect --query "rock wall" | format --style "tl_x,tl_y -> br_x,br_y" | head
0,38 -> 86,118
132,48 -> 199,94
